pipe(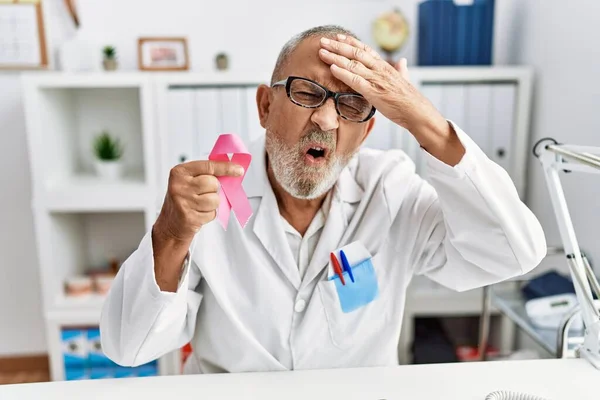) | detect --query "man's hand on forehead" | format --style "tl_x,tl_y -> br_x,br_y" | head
317,34 -> 415,124
317,34 -> 463,164
317,34 -> 464,166
319,35 -> 439,129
